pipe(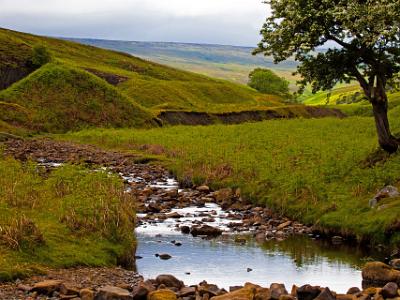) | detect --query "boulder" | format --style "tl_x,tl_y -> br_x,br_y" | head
210,283 -> 257,300
95,286 -> 132,300
191,225 -> 222,237
31,280 -> 66,295
346,288 -> 360,295
132,281 -> 156,300
213,188 -> 234,203
80,289 -> 95,300
297,285 -> 321,300
314,288 -> 335,300
380,282 -> 398,298
178,287 -> 196,297
180,226 -> 191,234
147,289 -> 177,300
270,283 -> 288,300
362,262 -> 400,285
390,259 -> 400,270
155,275 -> 184,289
